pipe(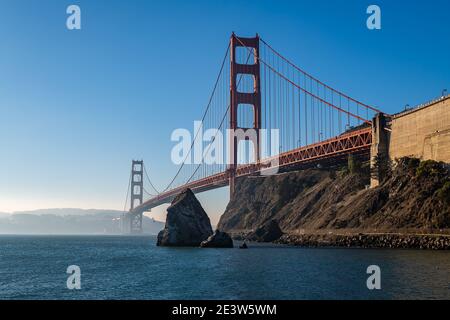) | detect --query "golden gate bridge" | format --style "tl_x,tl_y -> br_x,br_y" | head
122,33 -> 383,233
